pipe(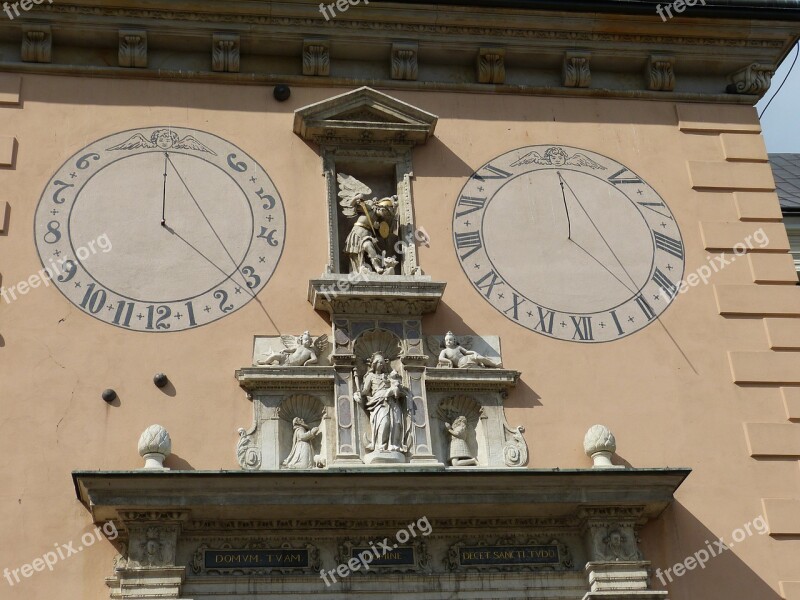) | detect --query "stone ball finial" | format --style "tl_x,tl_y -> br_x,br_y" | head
583,424 -> 618,469
138,424 -> 172,470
